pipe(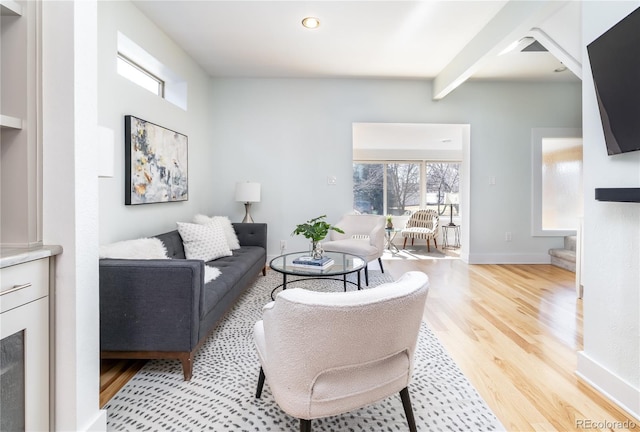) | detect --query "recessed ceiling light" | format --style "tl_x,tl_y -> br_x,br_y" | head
302,17 -> 320,29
